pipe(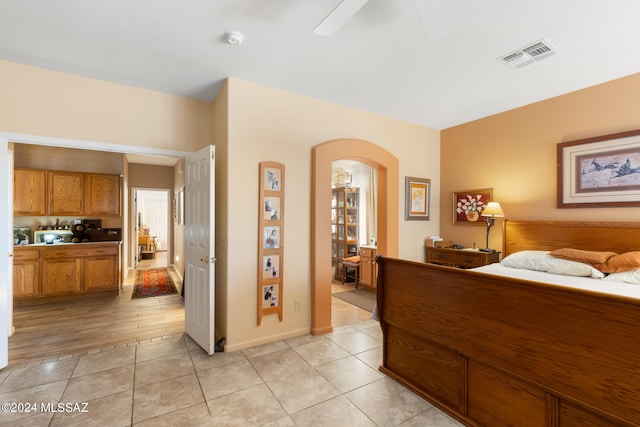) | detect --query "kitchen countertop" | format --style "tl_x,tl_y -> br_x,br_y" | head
16,241 -> 122,247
